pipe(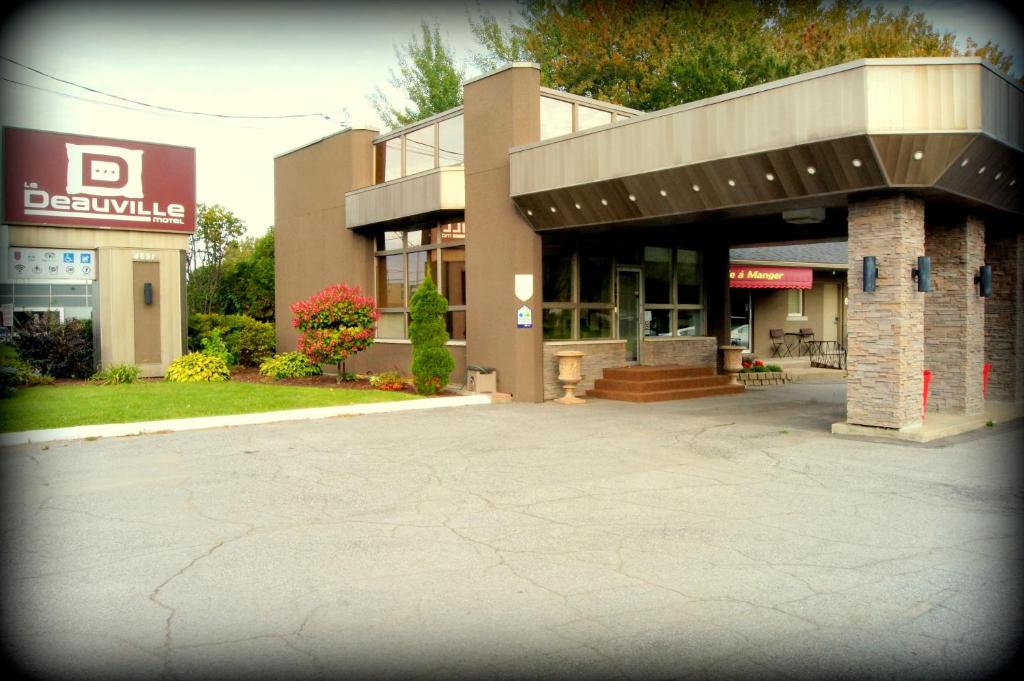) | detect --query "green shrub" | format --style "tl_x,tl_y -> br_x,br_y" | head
1,345 -> 59,394
765,364 -> 783,373
189,314 -> 276,367
165,352 -> 230,382
13,316 -> 94,378
90,363 -> 141,385
236,319 -> 275,367
200,328 -> 235,366
291,284 -> 378,383
369,370 -> 405,391
258,352 -> 322,380
408,272 -> 453,395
